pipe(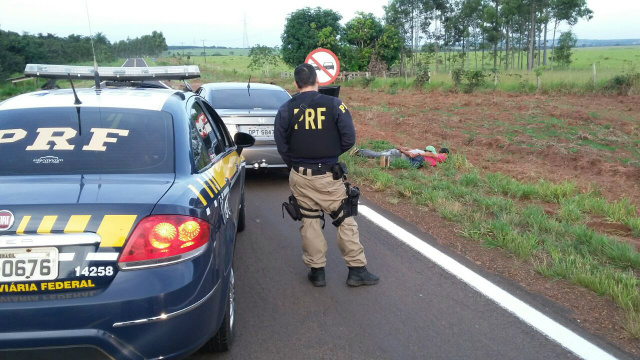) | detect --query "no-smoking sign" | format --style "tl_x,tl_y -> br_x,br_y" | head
305,48 -> 340,86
